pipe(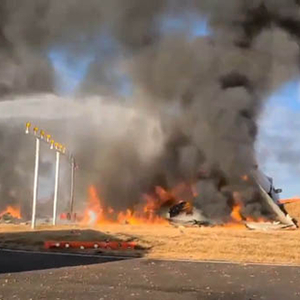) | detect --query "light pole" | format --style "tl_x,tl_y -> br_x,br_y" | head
25,122 -> 72,228
70,155 -> 76,217
52,150 -> 60,226
32,131 -> 40,229
25,123 -> 41,229
31,137 -> 40,229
